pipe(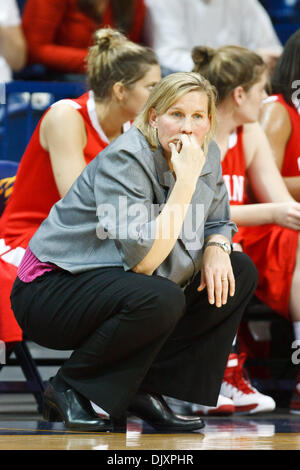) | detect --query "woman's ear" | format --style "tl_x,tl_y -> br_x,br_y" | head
232,86 -> 245,106
112,82 -> 126,102
148,108 -> 158,128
